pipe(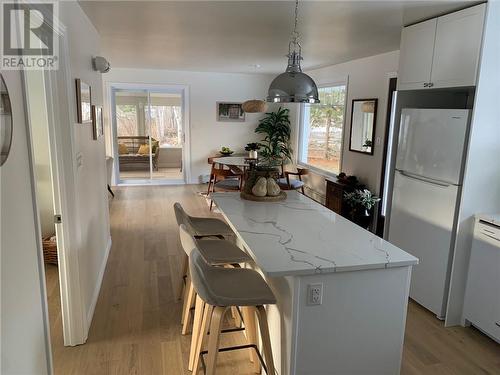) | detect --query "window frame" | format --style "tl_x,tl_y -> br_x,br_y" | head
297,80 -> 349,178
